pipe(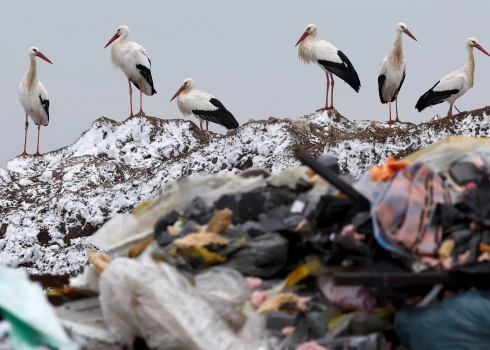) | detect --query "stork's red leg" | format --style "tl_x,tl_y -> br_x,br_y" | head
139,80 -> 144,115
325,73 -> 330,109
206,121 -> 209,132
34,124 -> 42,156
447,103 -> 454,117
19,115 -> 29,157
128,79 -> 134,118
330,73 -> 335,109
388,101 -> 393,126
385,88 -> 393,126
200,120 -> 203,130
395,95 -> 401,122
316,72 -> 331,112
